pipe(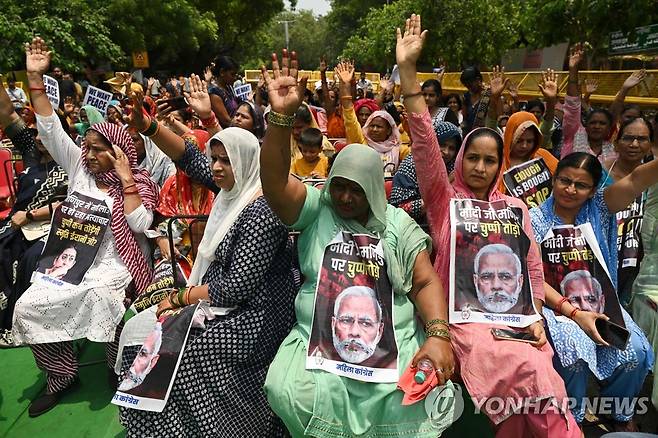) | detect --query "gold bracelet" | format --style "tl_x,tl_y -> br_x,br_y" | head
426,328 -> 451,340
424,318 -> 449,330
268,110 -> 295,127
